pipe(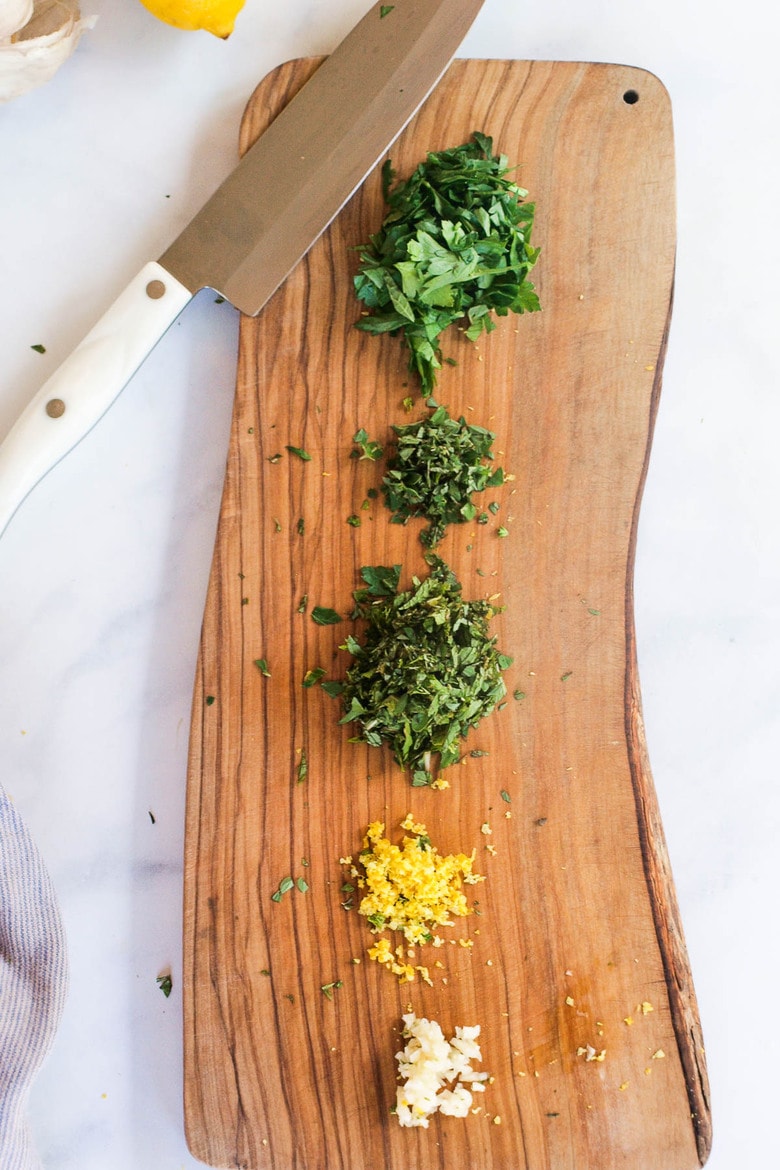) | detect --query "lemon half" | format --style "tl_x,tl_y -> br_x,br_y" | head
138,0 -> 246,39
